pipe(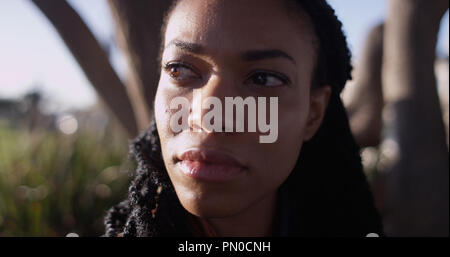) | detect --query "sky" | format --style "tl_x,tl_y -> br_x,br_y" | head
0,0 -> 448,112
